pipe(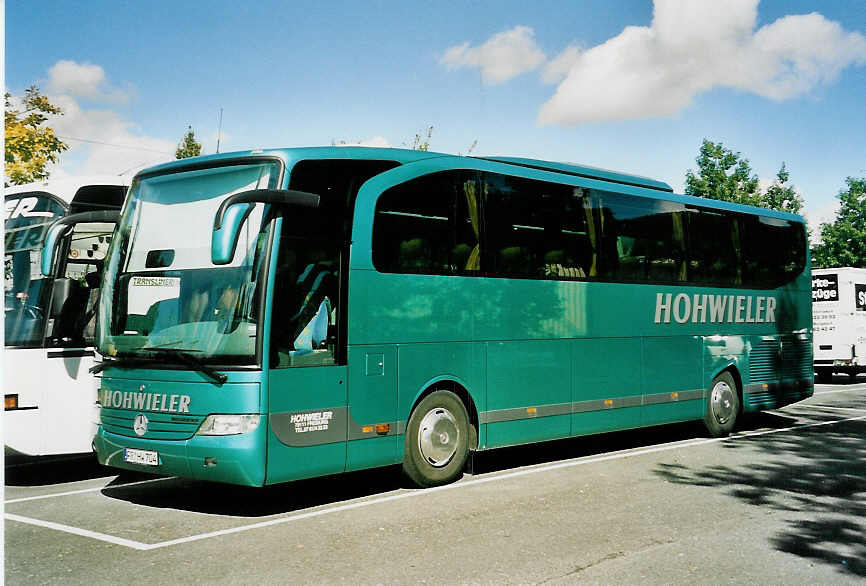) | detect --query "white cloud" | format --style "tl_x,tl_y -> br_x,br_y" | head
538,0 -> 866,125
38,61 -> 176,177
48,60 -> 133,104
804,198 -> 841,239
541,44 -> 582,83
48,94 -> 175,175
440,26 -> 546,84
